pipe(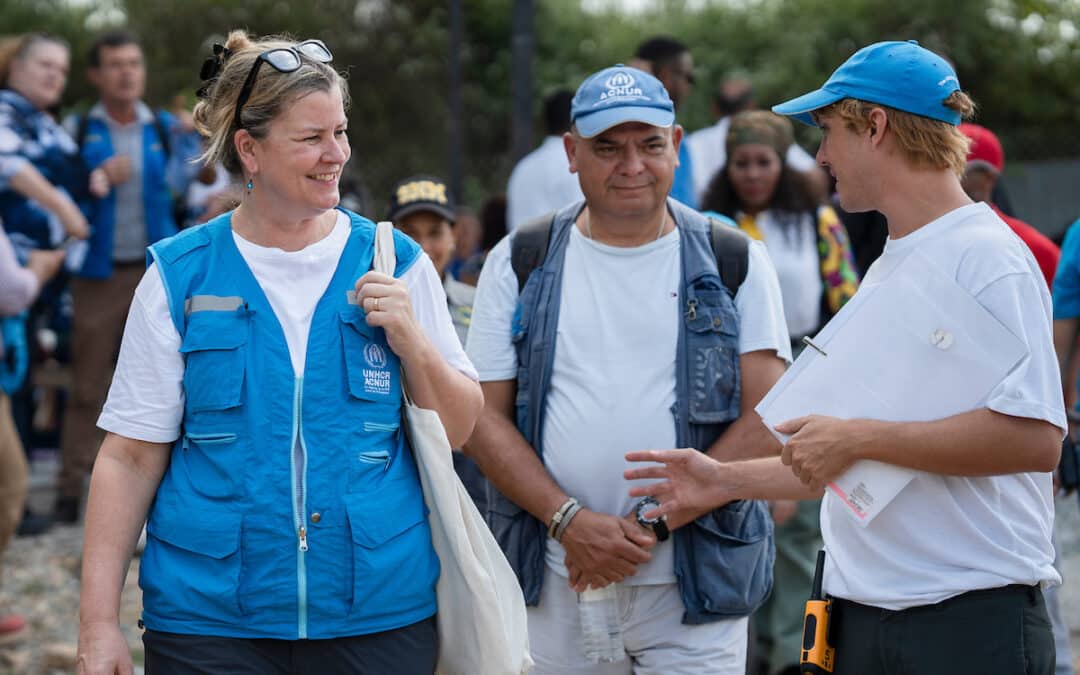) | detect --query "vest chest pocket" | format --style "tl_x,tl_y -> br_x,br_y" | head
339,310 -> 401,407
685,289 -> 741,424
180,307 -> 249,413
